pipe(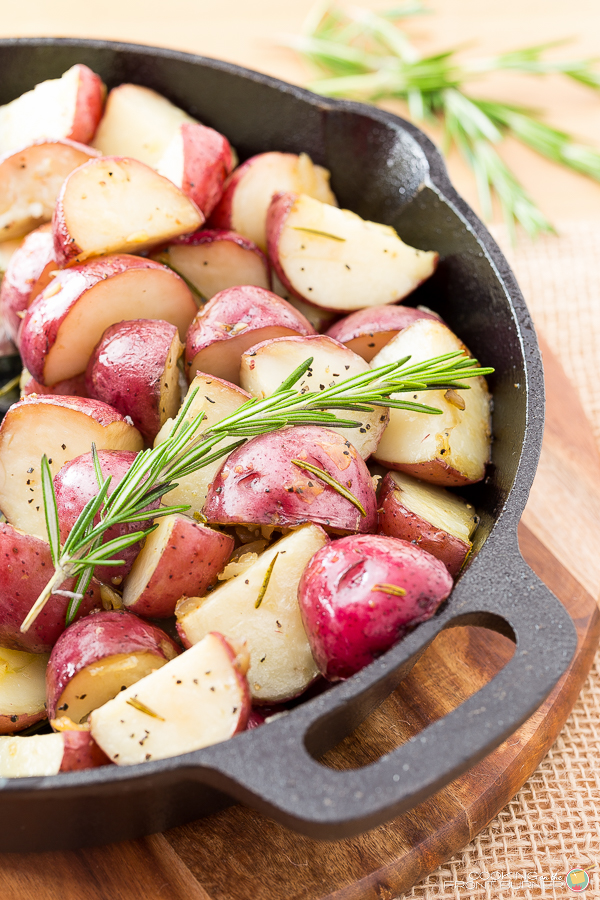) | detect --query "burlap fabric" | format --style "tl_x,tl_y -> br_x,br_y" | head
407,220 -> 600,899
